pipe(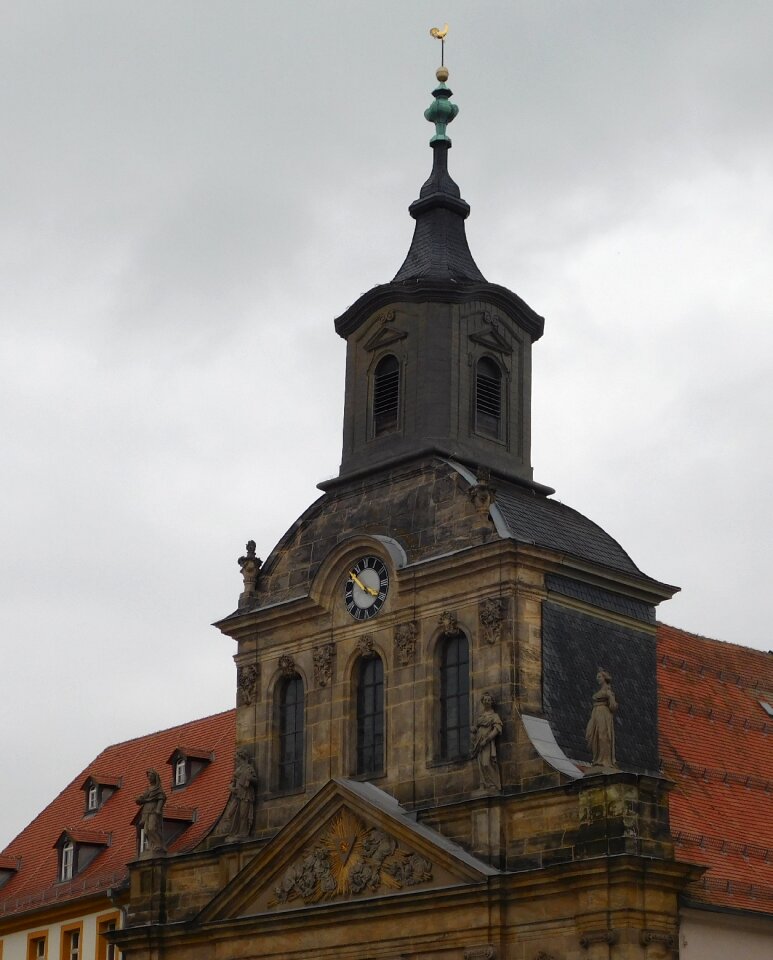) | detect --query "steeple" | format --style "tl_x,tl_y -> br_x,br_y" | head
393,67 -> 484,284
329,45 -> 548,493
